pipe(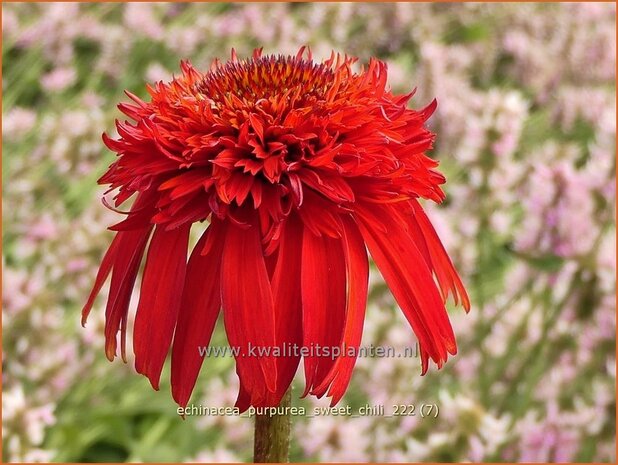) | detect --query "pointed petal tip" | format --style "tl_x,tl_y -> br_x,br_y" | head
328,391 -> 345,407
234,389 -> 251,413
462,293 -> 472,313
148,376 -> 161,391
134,361 -> 161,391
447,343 -> 458,356
171,383 -> 191,421
172,390 -> 190,415
299,387 -> 311,399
